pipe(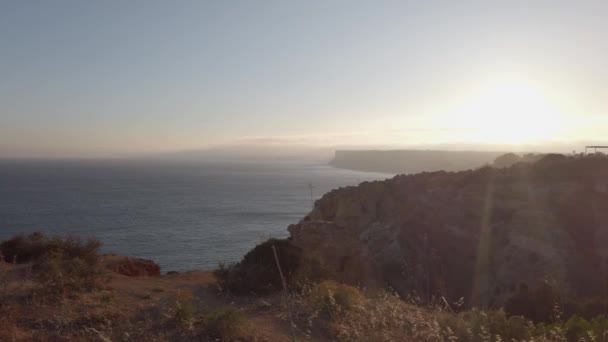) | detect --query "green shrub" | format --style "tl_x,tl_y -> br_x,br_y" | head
0,233 -> 105,300
175,298 -> 196,322
0,232 -> 100,264
0,232 -> 47,263
309,281 -> 363,317
450,308 -> 532,342
564,315 -> 592,341
33,248 -> 104,300
214,238 -> 326,295
99,290 -> 116,305
202,306 -> 245,340
505,281 -> 560,322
